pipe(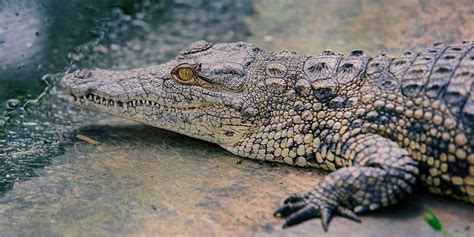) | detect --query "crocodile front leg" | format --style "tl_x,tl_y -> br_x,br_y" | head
274,134 -> 419,231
